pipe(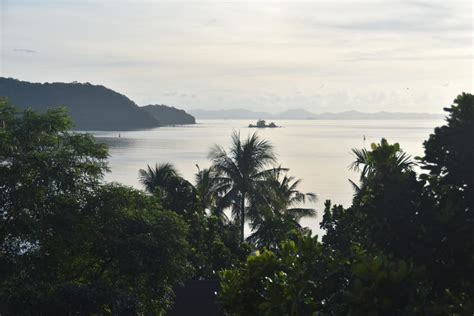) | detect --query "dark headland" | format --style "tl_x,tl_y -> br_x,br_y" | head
0,77 -> 196,130
142,104 -> 196,125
